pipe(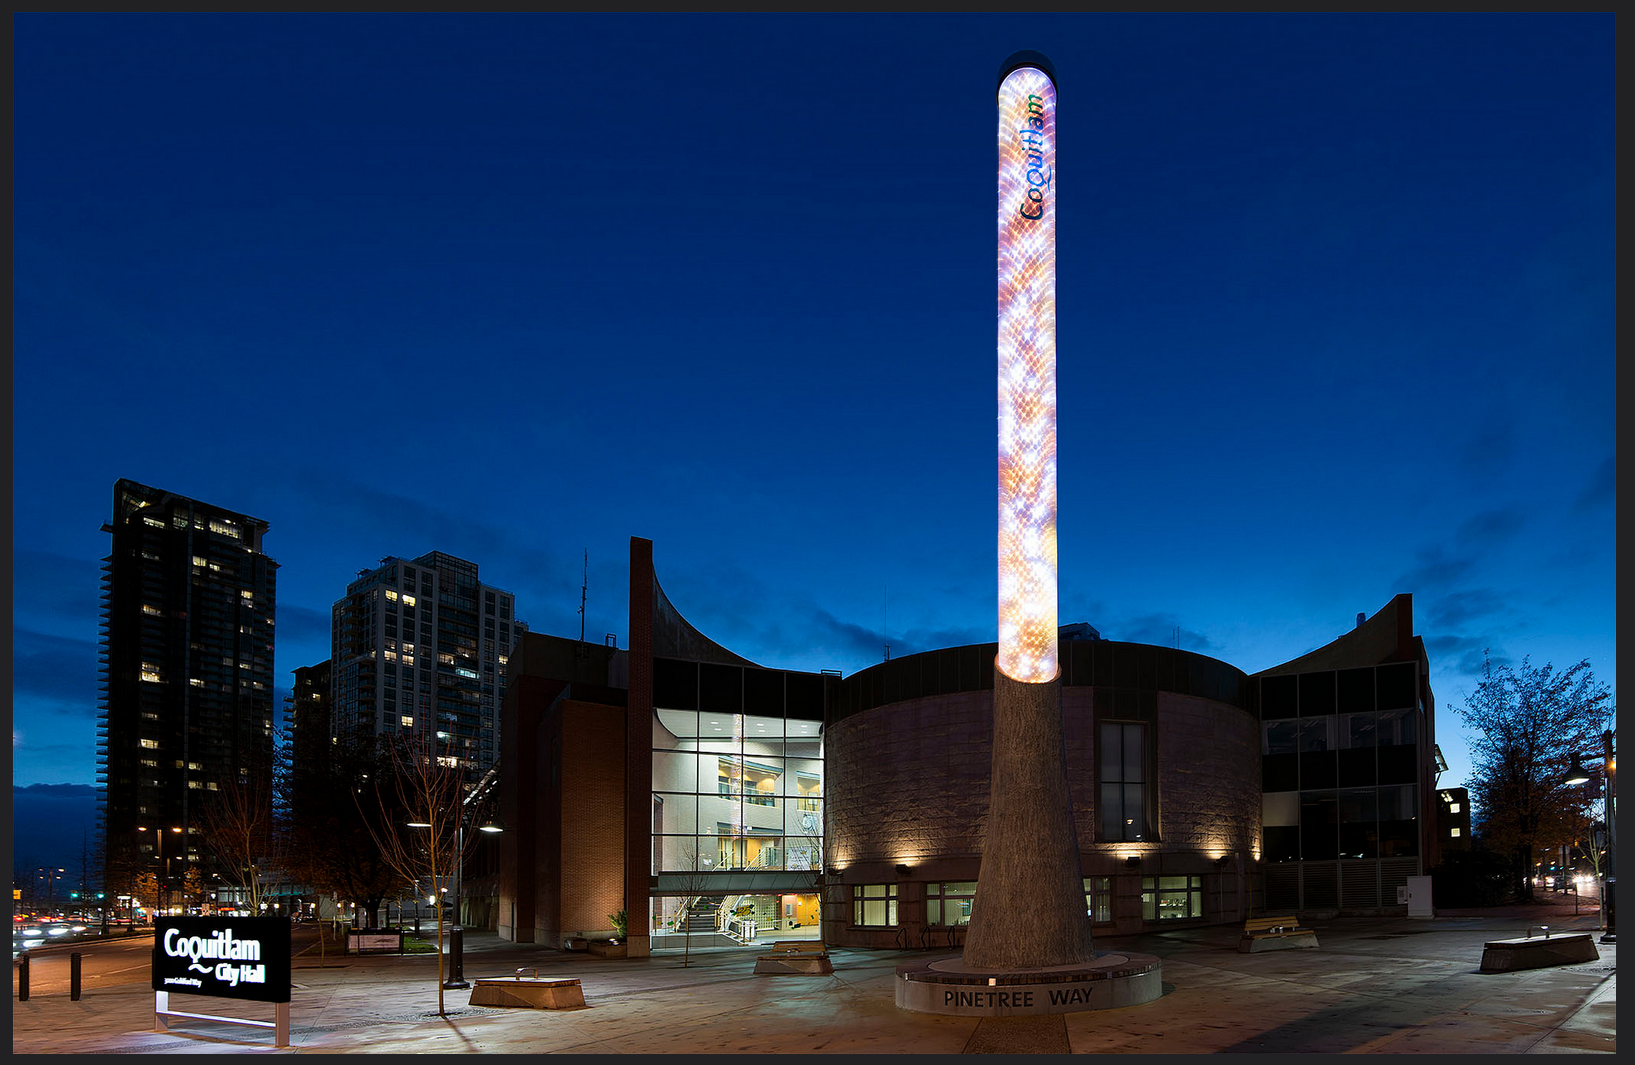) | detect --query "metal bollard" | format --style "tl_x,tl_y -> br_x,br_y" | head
17,955 -> 28,1001
71,953 -> 82,1001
